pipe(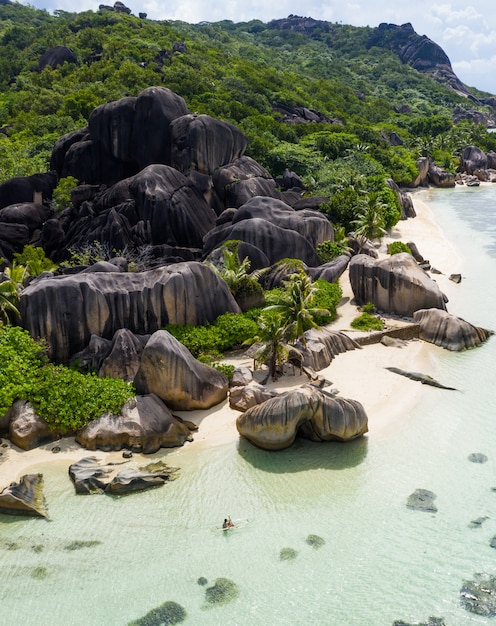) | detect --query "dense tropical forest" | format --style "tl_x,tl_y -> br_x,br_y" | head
1,3 -> 496,432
